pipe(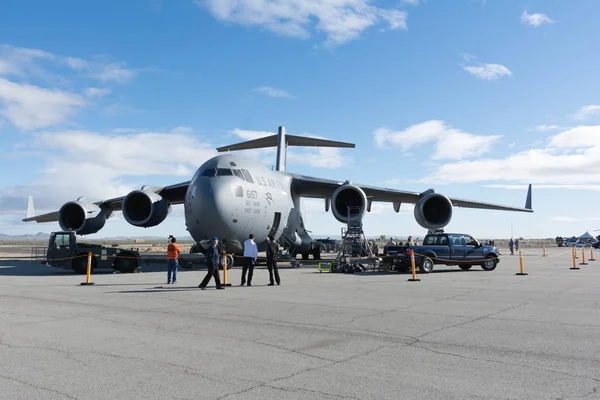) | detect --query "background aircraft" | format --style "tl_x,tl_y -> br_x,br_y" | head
23,126 -> 533,259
